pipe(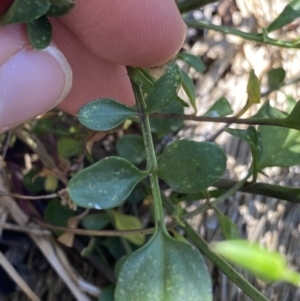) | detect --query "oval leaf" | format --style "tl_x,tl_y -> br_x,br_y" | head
82,213 -> 110,230
213,240 -> 287,281
0,0 -> 50,25
145,64 -> 182,114
46,0 -> 75,17
26,15 -> 52,49
116,135 -> 146,165
57,137 -> 81,158
68,157 -> 147,209
77,99 -> 137,131
115,229 -> 212,301
267,67 -> 286,91
157,140 -> 226,193
112,211 -> 145,245
216,211 -> 239,240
